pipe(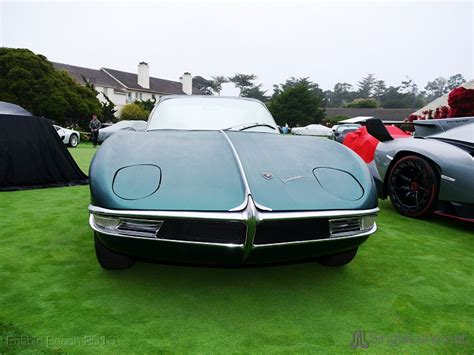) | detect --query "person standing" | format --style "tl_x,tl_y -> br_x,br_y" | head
89,114 -> 101,147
